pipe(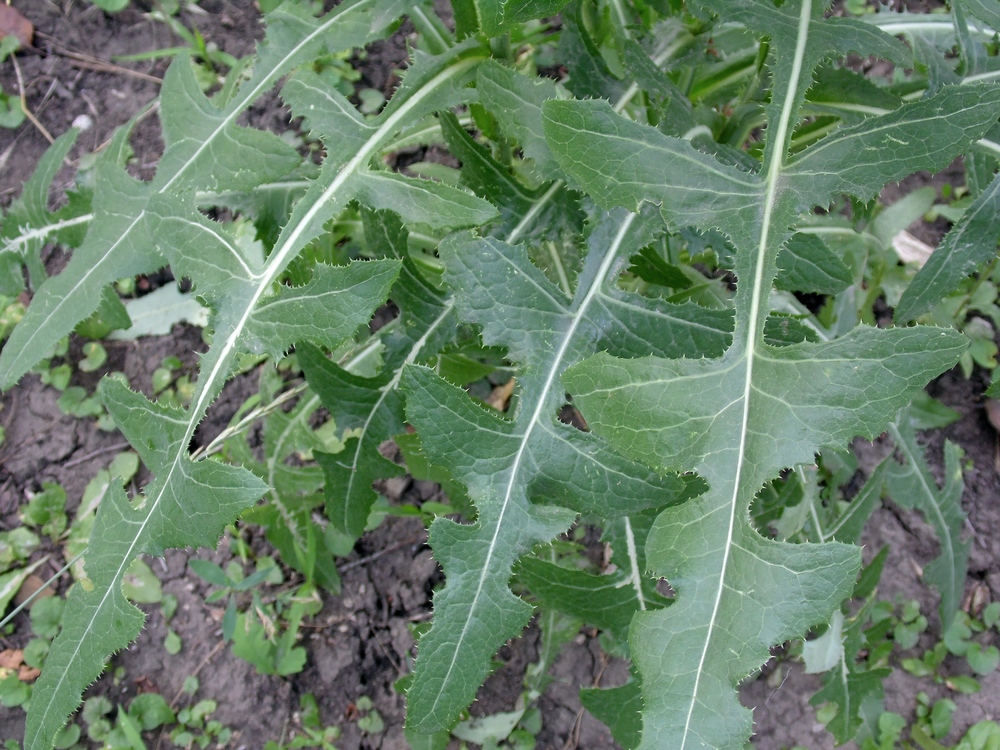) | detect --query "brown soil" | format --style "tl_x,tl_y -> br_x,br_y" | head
0,2 -> 997,750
